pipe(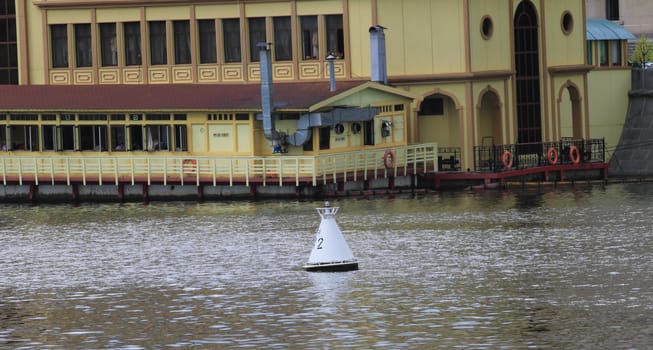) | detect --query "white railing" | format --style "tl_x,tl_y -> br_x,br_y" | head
0,143 -> 438,187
